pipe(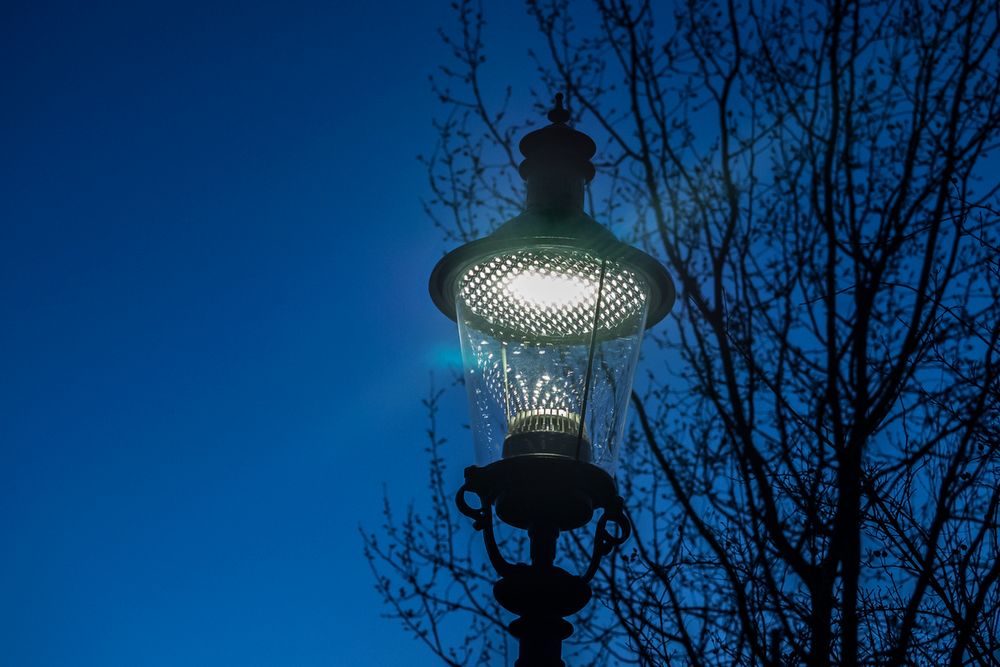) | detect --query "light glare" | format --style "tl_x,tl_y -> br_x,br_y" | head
503,269 -> 595,312
458,249 -> 646,338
